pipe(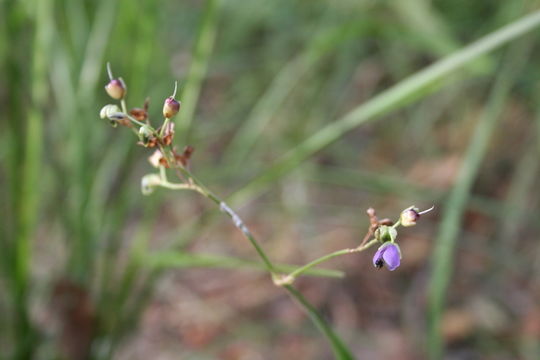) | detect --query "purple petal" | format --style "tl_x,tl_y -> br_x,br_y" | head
372,247 -> 384,268
382,244 -> 401,271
